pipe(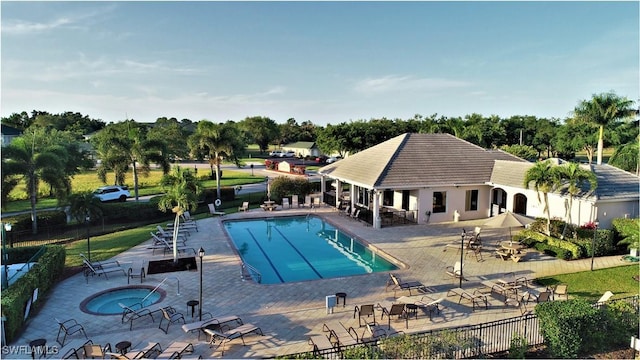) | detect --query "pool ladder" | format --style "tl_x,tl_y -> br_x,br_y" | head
241,263 -> 262,284
141,276 -> 180,306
